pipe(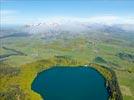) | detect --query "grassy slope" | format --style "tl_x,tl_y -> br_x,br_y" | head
0,36 -> 134,100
